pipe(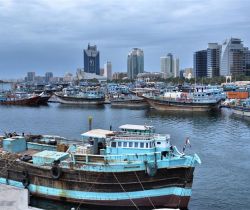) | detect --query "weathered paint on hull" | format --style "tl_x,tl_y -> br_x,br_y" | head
0,178 -> 191,209
145,98 -> 218,112
32,192 -> 190,209
0,96 -> 40,106
111,100 -> 148,108
55,94 -> 105,105
37,96 -> 51,105
0,159 -> 195,209
232,108 -> 250,117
